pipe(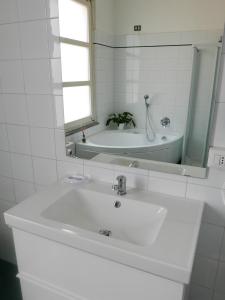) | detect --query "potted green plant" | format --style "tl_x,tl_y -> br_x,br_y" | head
106,112 -> 136,129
